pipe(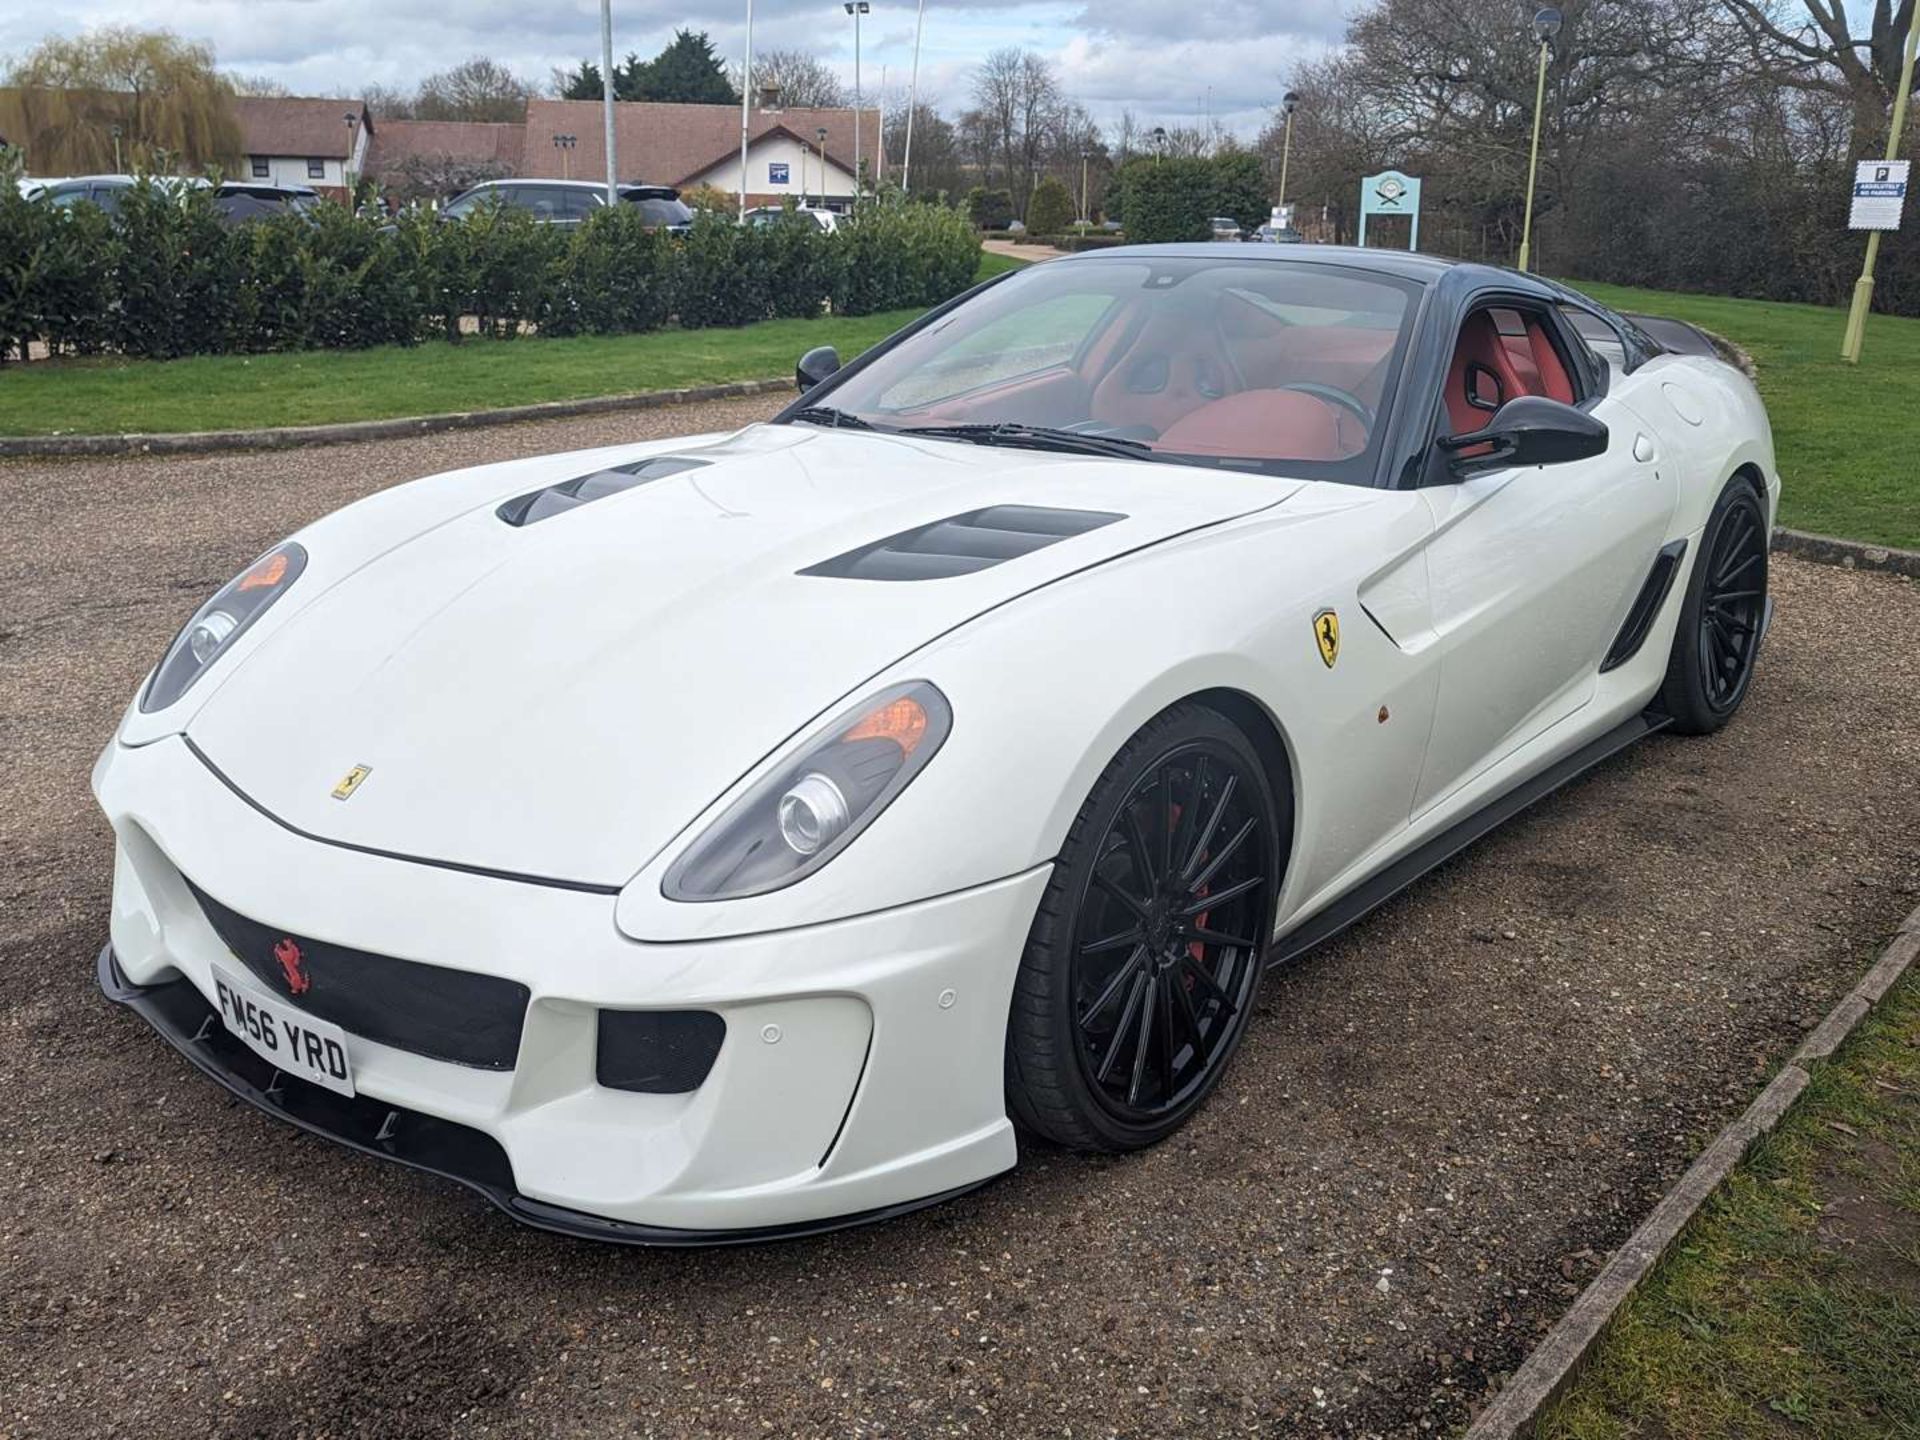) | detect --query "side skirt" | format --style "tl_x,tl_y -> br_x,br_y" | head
1268,711 -> 1670,967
